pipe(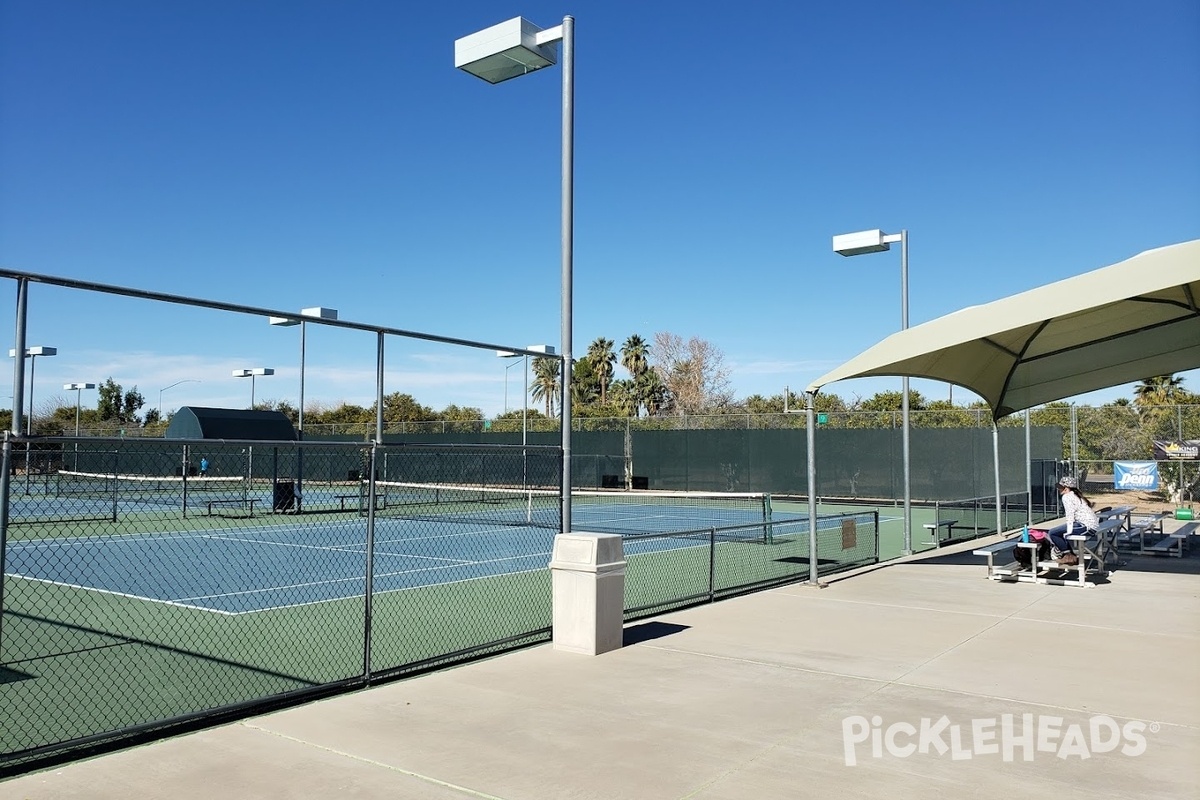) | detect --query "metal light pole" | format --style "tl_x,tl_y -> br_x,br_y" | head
833,228 -> 911,554
501,357 -> 522,414
457,14 -> 575,532
9,346 -> 57,436
233,368 -> 273,408
65,382 -> 95,436
270,308 -> 337,514
158,379 -> 200,418
63,382 -> 96,471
